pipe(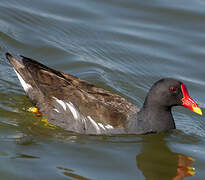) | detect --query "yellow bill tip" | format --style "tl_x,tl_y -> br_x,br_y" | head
192,106 -> 203,115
